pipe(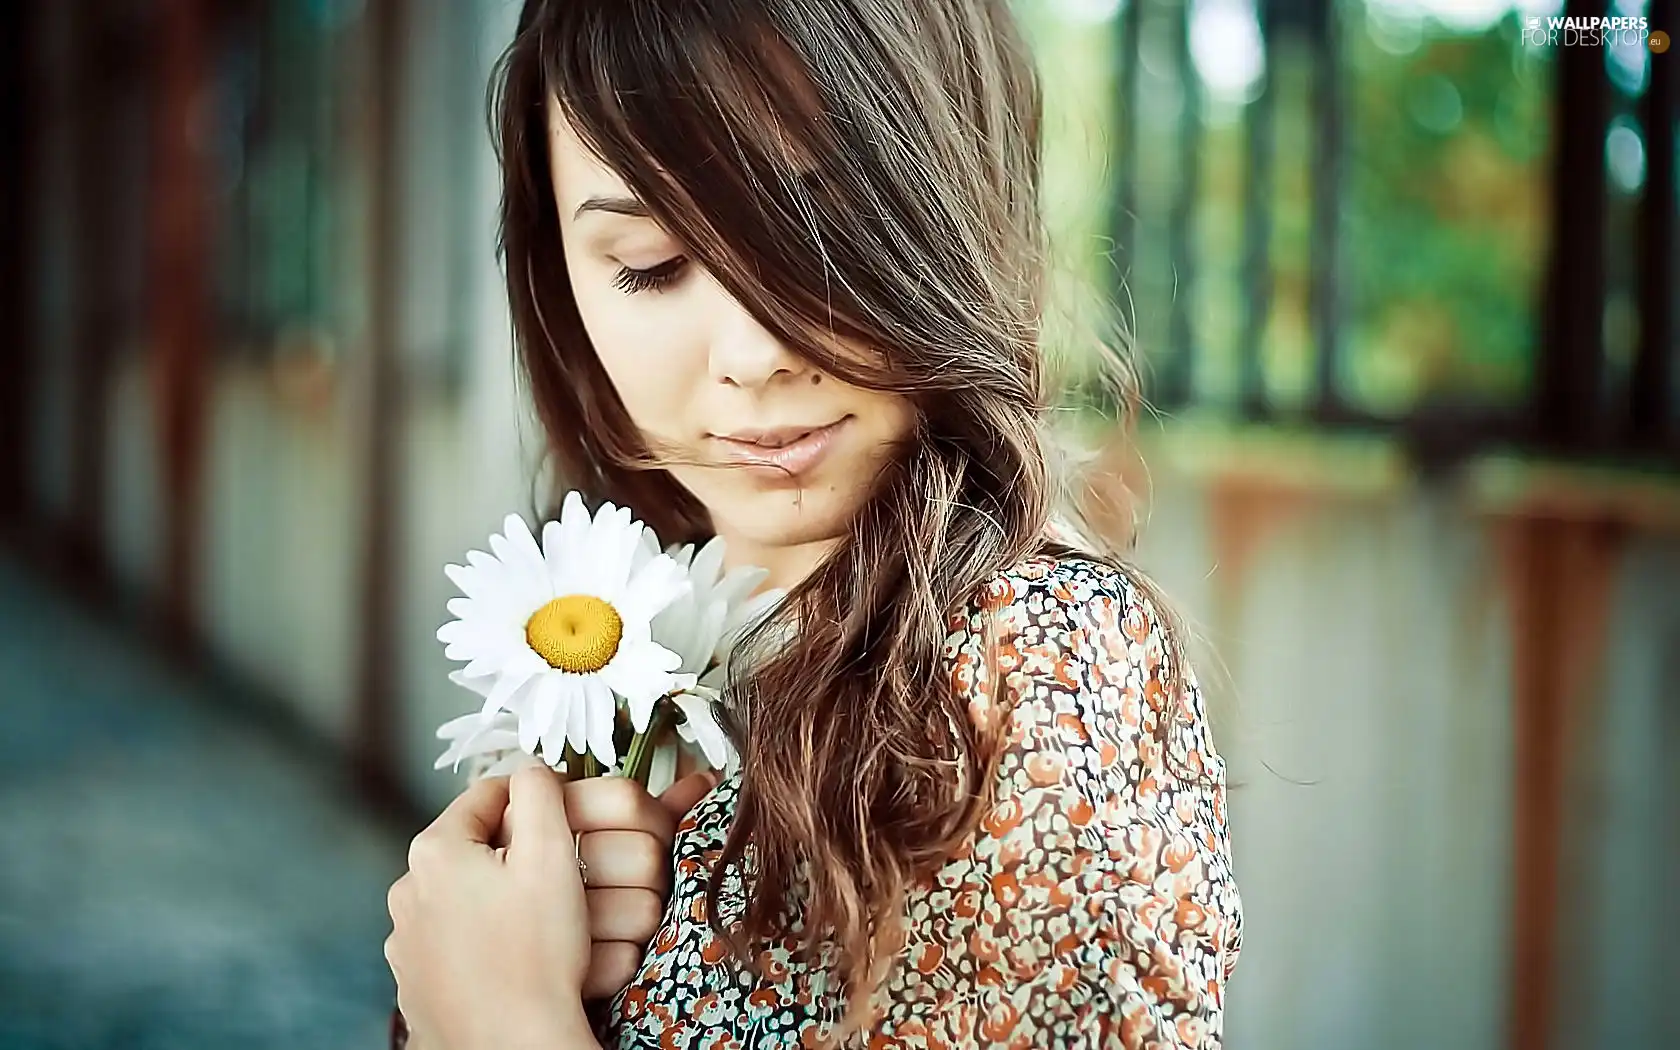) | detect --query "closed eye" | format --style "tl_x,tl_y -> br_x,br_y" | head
613,256 -> 689,295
